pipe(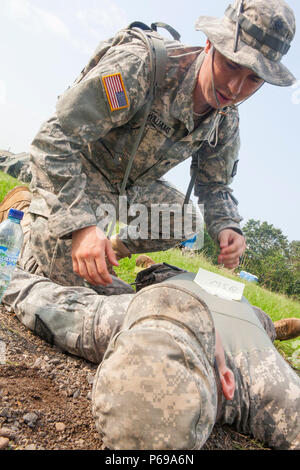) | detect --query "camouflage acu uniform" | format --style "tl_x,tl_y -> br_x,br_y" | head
92,274 -> 300,450
2,269 -> 299,450
1,0 -> 298,452
0,25 -> 242,286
